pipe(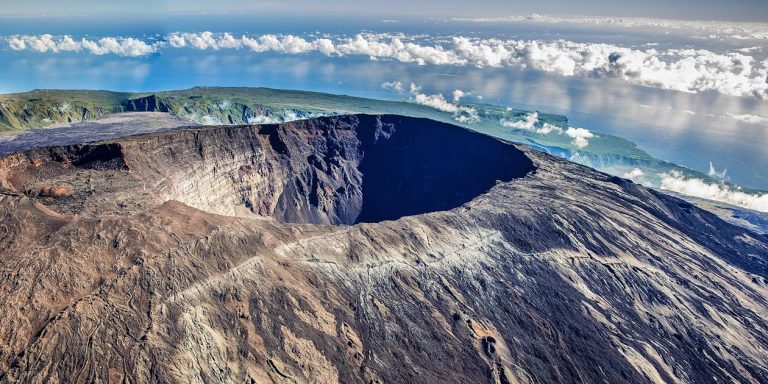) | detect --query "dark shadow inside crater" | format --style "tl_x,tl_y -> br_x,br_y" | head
351,116 -> 535,224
